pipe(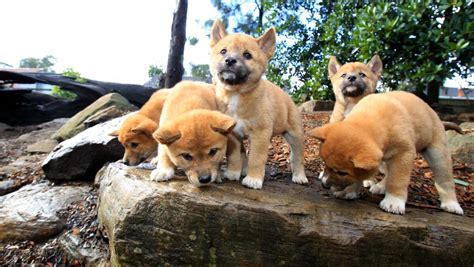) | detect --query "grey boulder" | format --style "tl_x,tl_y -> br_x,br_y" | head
97,163 -> 474,266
